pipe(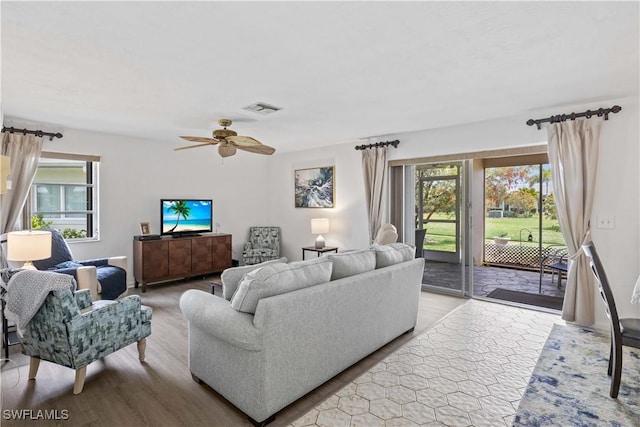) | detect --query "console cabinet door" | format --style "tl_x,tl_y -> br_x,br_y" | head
192,237 -> 213,275
141,240 -> 169,280
212,234 -> 232,271
168,239 -> 191,277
